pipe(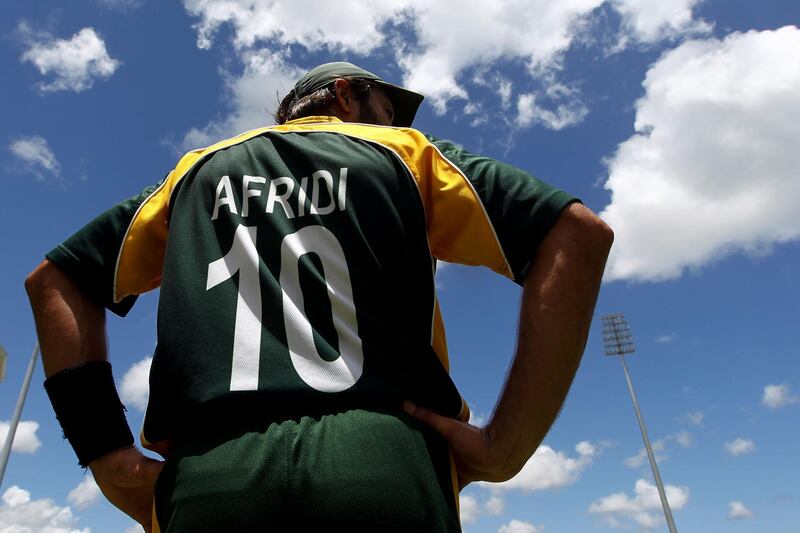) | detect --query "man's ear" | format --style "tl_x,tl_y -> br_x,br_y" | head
333,79 -> 356,117
334,79 -> 351,111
